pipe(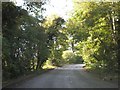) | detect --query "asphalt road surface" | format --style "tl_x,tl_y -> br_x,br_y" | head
6,64 -> 118,88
